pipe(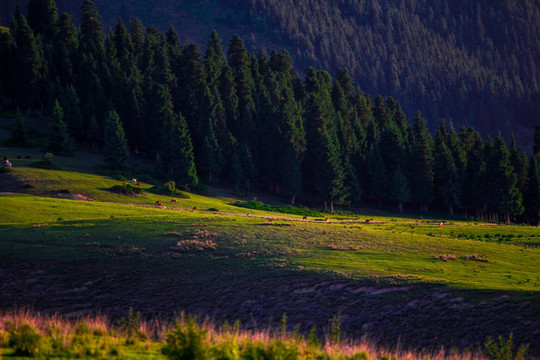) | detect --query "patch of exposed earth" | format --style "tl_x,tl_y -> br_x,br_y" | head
0,254 -> 538,355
